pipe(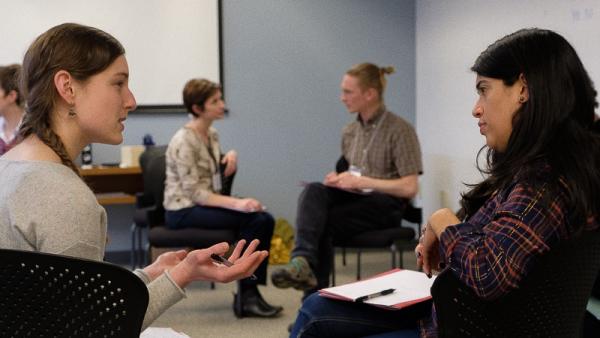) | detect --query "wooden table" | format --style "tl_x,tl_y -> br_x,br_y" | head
79,166 -> 143,205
